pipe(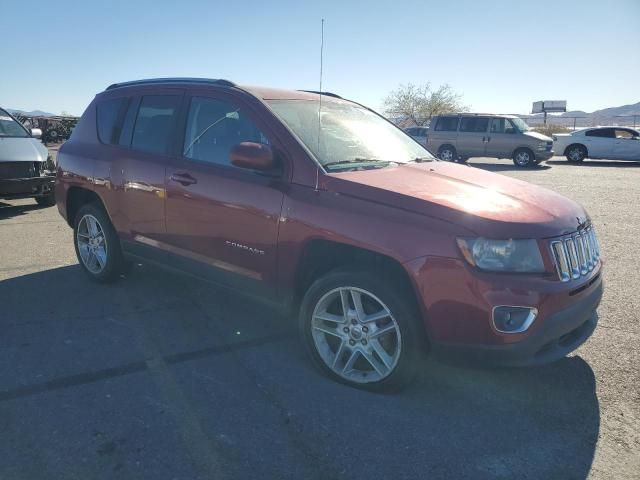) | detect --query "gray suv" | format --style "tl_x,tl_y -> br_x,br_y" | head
427,114 -> 554,167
